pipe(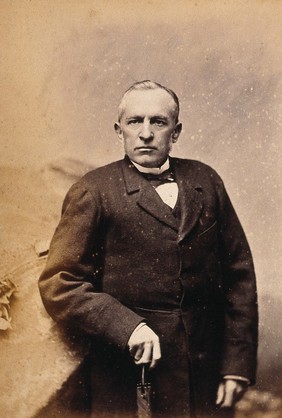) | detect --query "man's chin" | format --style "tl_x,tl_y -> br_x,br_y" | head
130,156 -> 166,169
